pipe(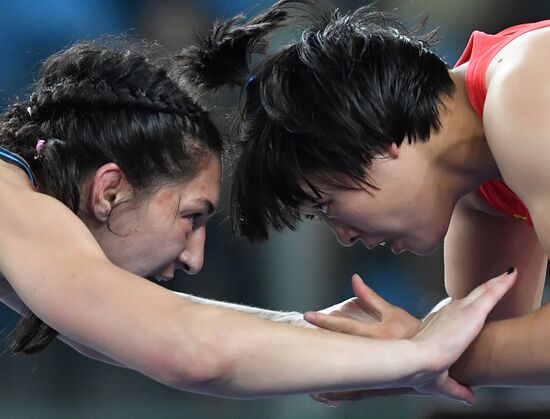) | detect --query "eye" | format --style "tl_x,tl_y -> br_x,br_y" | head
298,200 -> 330,219
312,202 -> 329,214
183,213 -> 204,231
